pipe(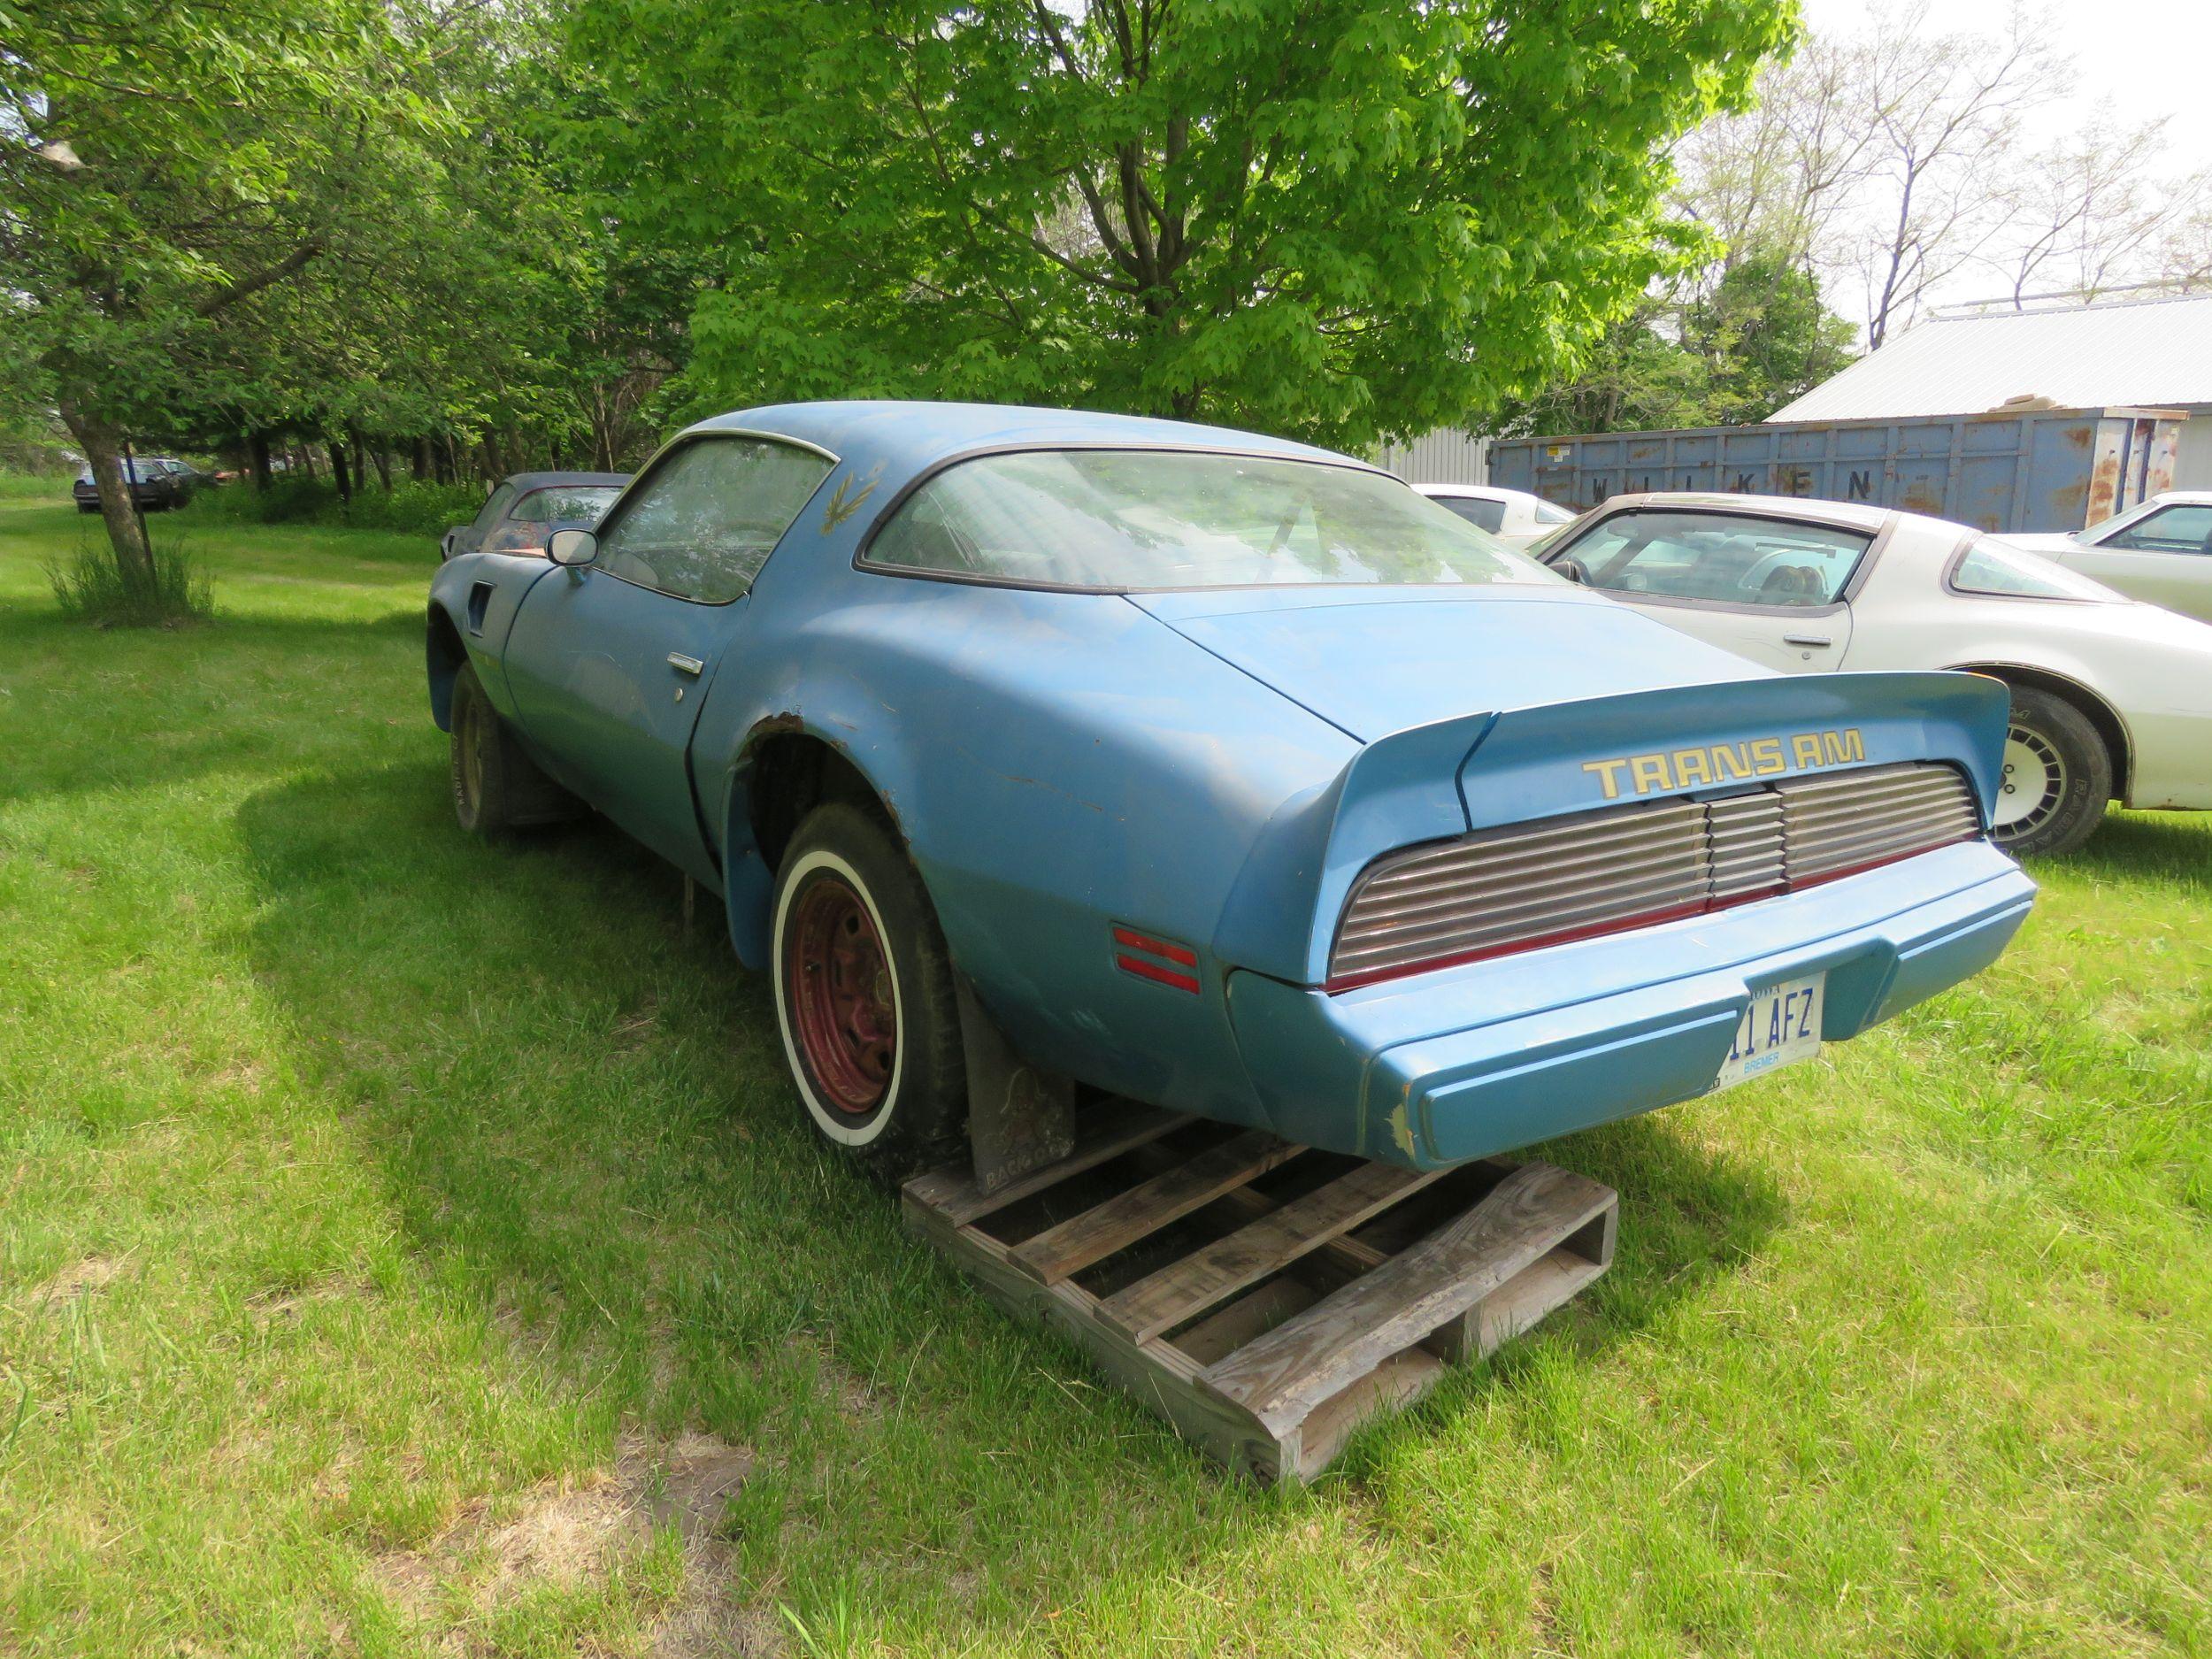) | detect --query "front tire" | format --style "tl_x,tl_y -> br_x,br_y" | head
1991,686 -> 2111,857
771,803 -> 964,1179
449,662 -> 577,836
